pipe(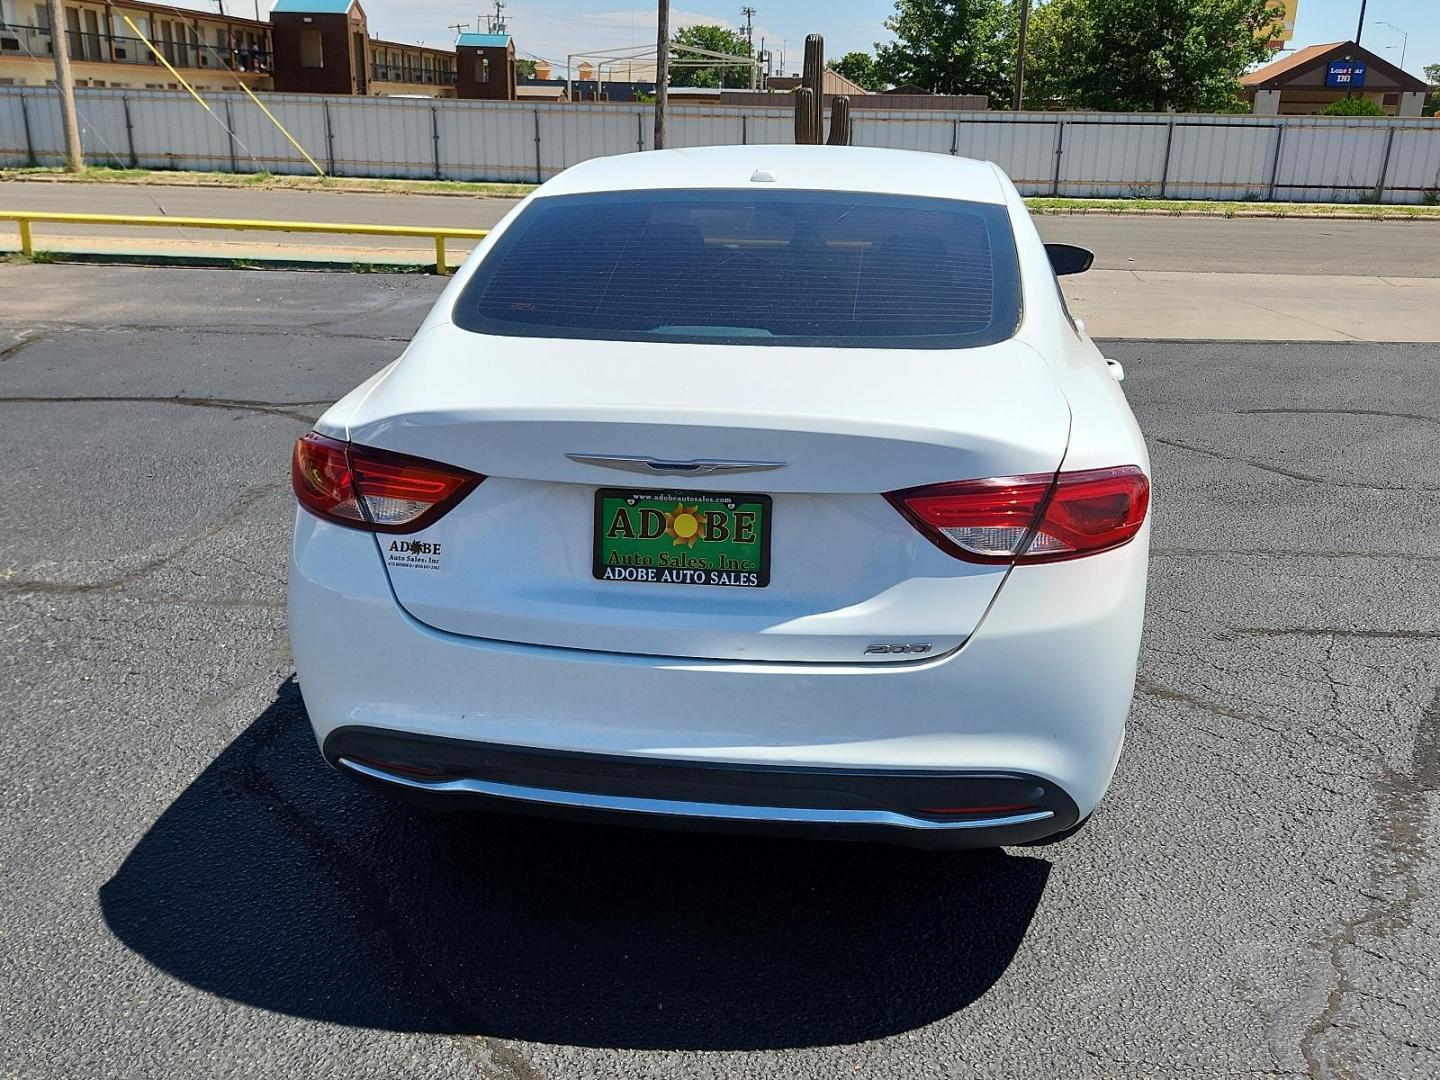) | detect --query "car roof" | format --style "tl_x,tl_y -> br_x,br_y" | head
534,145 -> 1009,204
